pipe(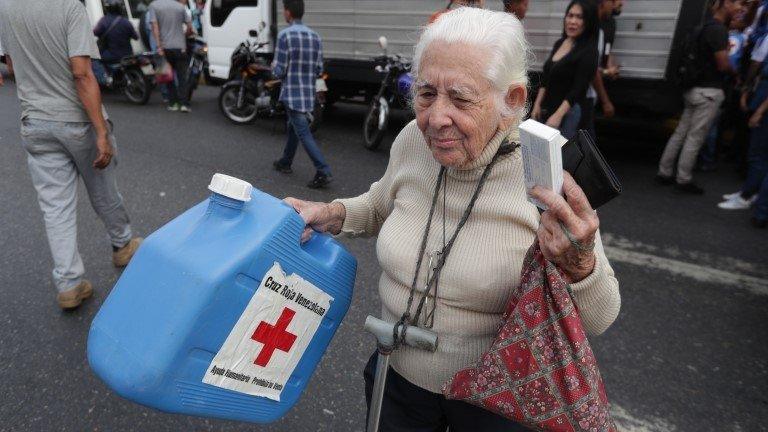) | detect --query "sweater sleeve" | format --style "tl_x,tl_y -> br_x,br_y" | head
568,229 -> 621,336
564,45 -> 599,107
333,122 -> 411,237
